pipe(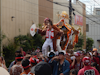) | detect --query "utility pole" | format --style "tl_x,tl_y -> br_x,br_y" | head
69,0 -> 72,25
